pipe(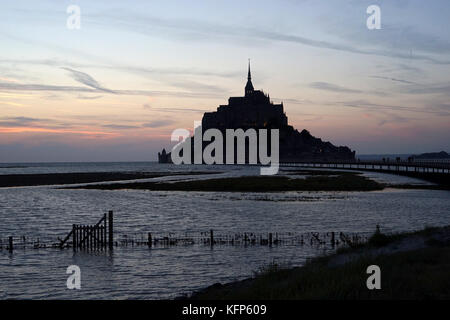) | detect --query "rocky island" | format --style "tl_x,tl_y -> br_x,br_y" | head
159,62 -> 355,163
